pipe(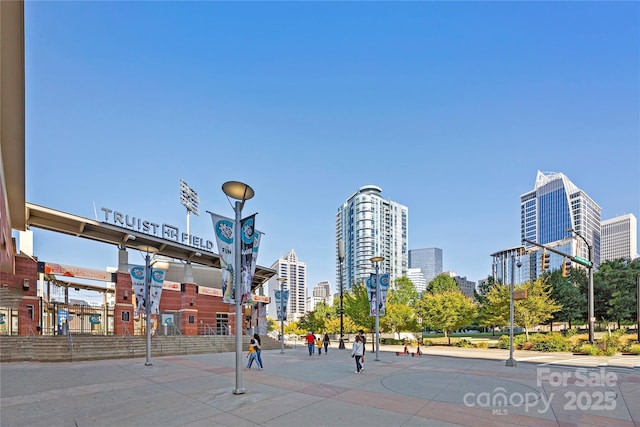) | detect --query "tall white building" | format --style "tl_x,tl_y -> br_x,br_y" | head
336,185 -> 408,291
406,267 -> 427,294
267,249 -> 307,322
520,171 -> 601,280
601,214 -> 638,261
